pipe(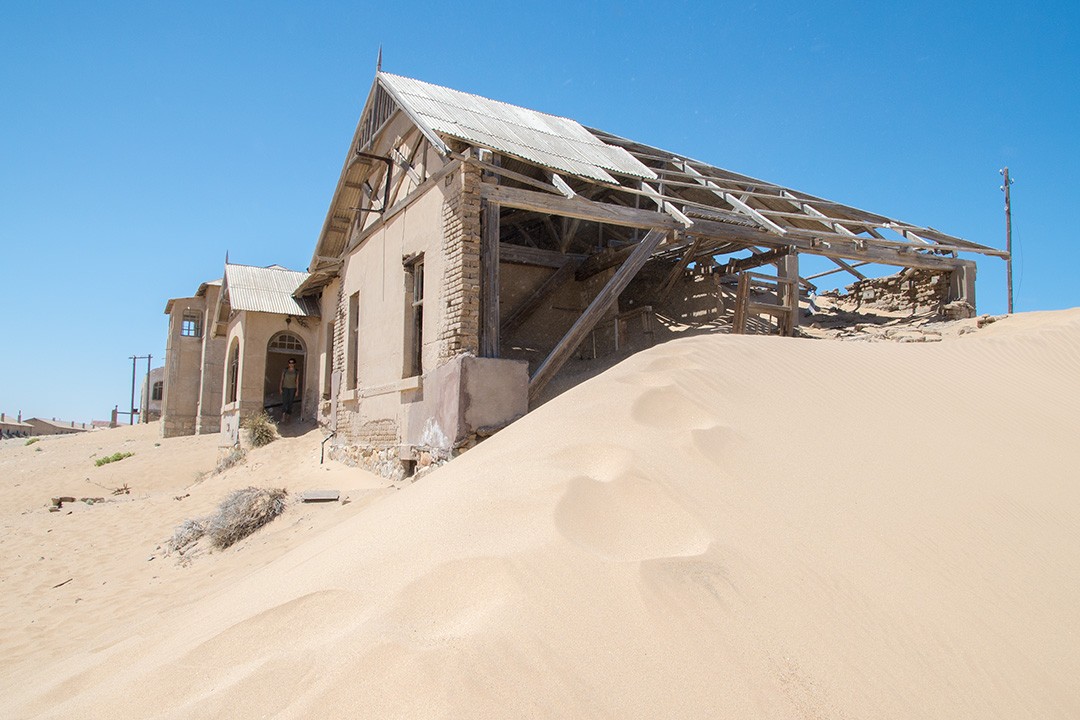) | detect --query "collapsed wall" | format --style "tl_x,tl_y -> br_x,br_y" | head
818,267 -> 975,319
